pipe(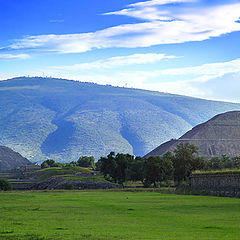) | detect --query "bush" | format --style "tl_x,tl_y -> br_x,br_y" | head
77,156 -> 95,169
0,179 -> 12,191
63,183 -> 73,190
41,159 -> 59,169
